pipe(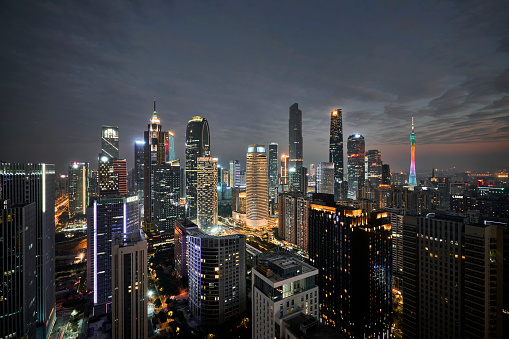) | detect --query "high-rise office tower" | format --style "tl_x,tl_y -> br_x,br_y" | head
0,163 -> 56,338
402,214 -> 503,339
252,249 -> 319,339
197,157 -> 218,230
316,162 -> 334,195
112,231 -> 148,339
185,116 -> 211,220
68,162 -> 89,218
365,149 -> 382,187
134,139 -> 145,198
268,143 -> 278,195
229,160 -> 240,188
347,134 -> 365,199
166,131 -> 175,162
329,109 -> 344,200
0,200 -> 37,339
143,101 -> 168,230
409,118 -> 417,187
382,164 -> 391,185
289,103 -> 303,191
279,154 -> 289,187
153,160 -> 182,237
113,159 -> 127,196
246,145 -> 268,228
102,125 -> 119,159
87,195 -> 140,314
187,224 -> 246,325
98,155 -> 119,197
309,197 -> 392,338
